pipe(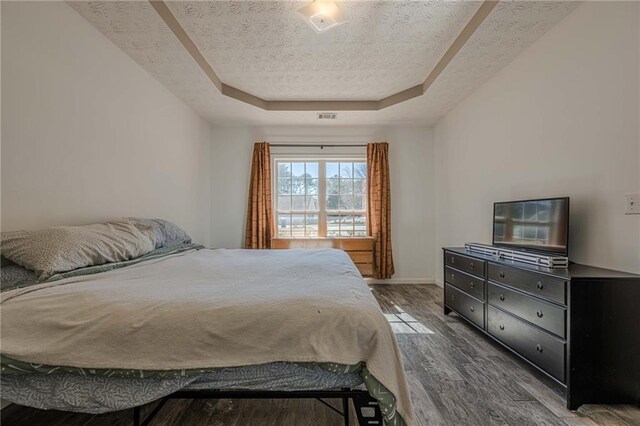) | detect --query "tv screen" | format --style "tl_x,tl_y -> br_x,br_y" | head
493,197 -> 569,256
